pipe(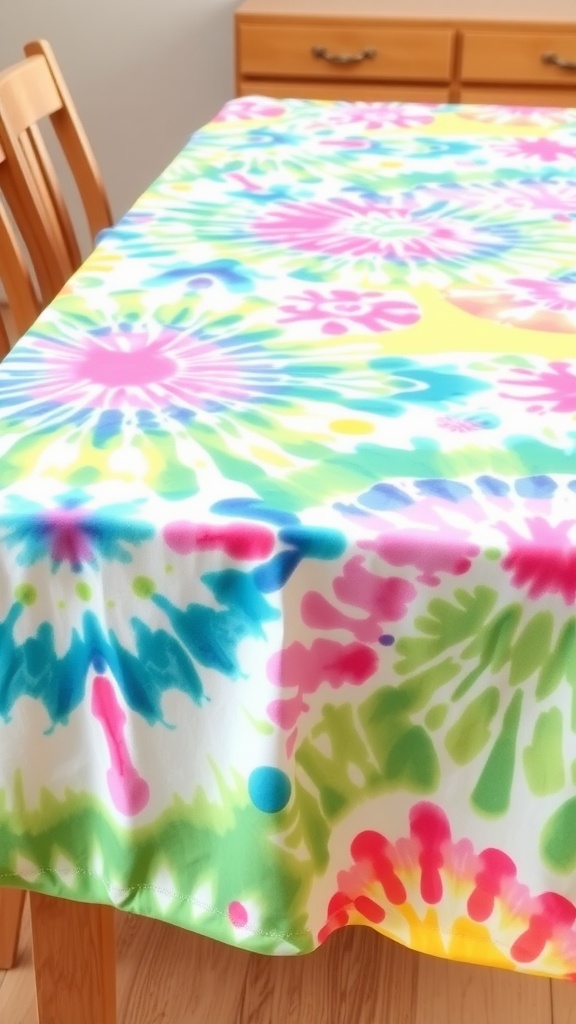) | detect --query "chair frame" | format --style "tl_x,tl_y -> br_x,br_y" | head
0,38 -> 115,1002
0,155 -> 41,961
0,145 -> 41,347
0,37 -> 114,973
0,39 -> 112,305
